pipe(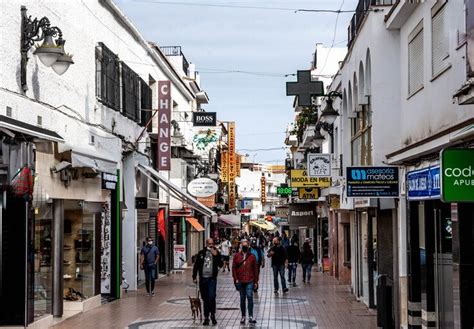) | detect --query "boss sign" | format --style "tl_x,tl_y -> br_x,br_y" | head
158,81 -> 171,170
